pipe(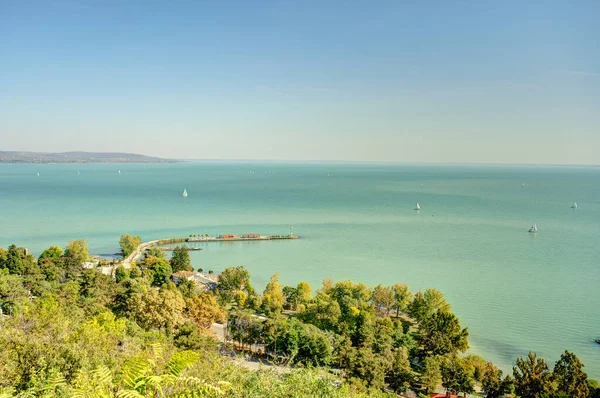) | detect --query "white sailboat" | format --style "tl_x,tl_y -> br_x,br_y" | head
118,170 -> 121,174
528,223 -> 538,233
183,188 -> 188,197
571,202 -> 578,209
37,172 -> 40,177
77,170 -> 80,175
415,202 -> 421,211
